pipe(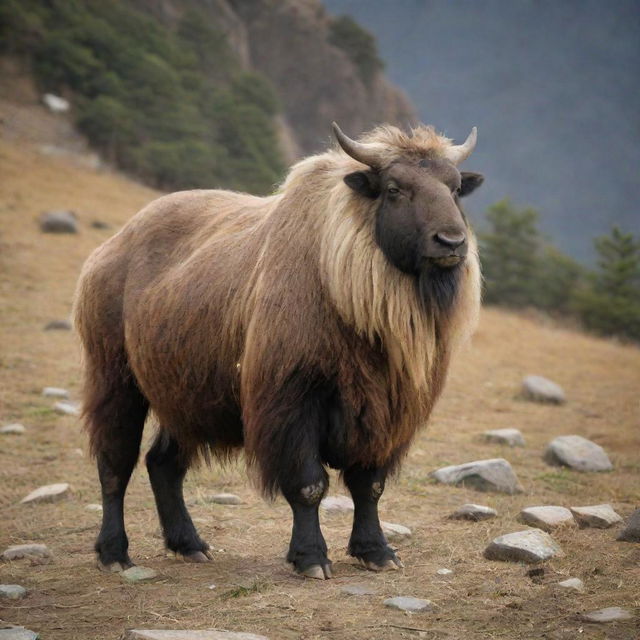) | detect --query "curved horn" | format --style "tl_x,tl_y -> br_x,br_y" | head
445,126 -> 477,165
332,121 -> 382,169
